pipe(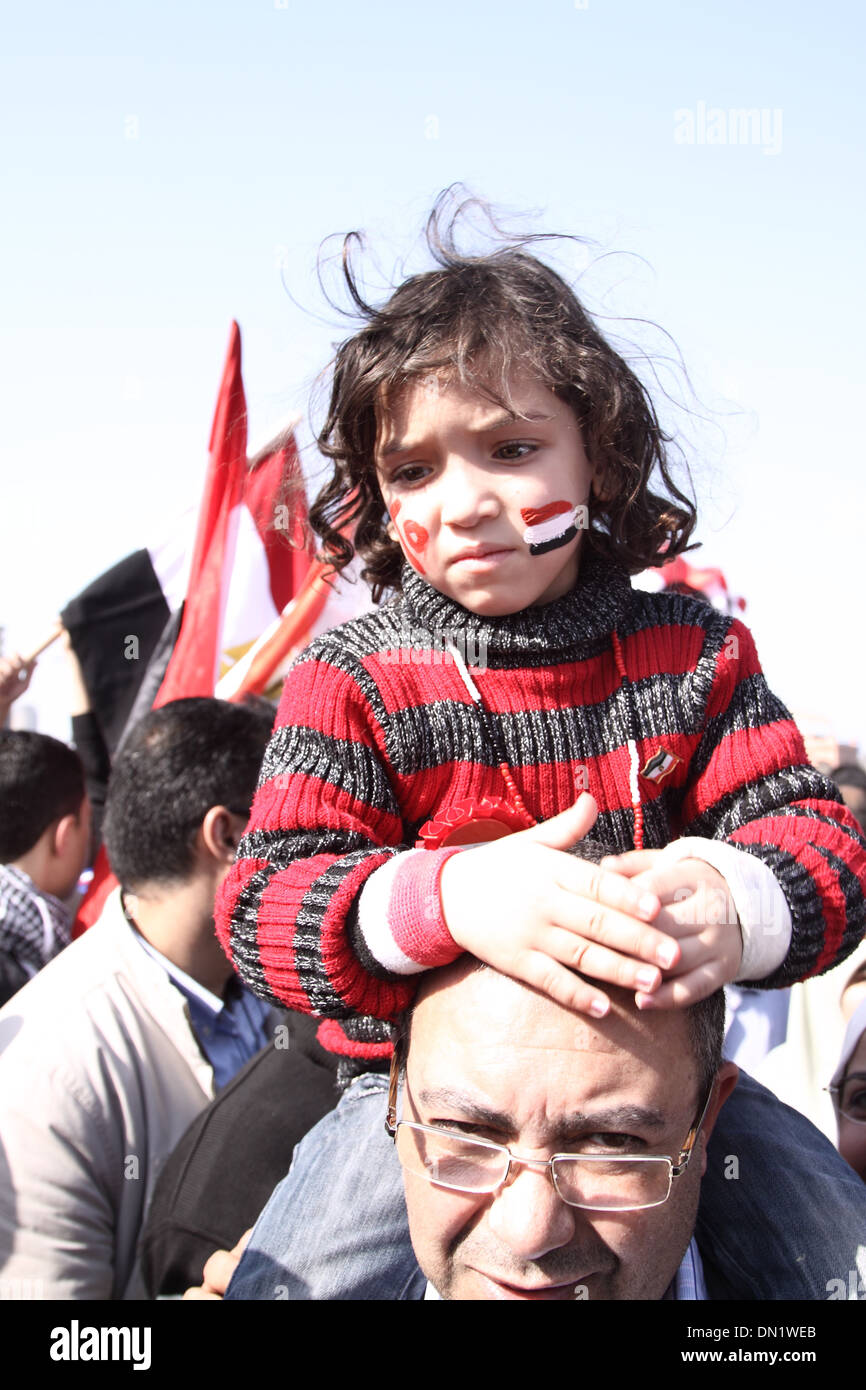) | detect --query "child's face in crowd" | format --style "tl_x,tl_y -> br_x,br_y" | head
375,371 -> 598,617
